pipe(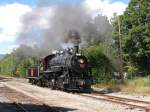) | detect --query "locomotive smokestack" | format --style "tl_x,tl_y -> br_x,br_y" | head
67,30 -> 81,54
74,44 -> 79,53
